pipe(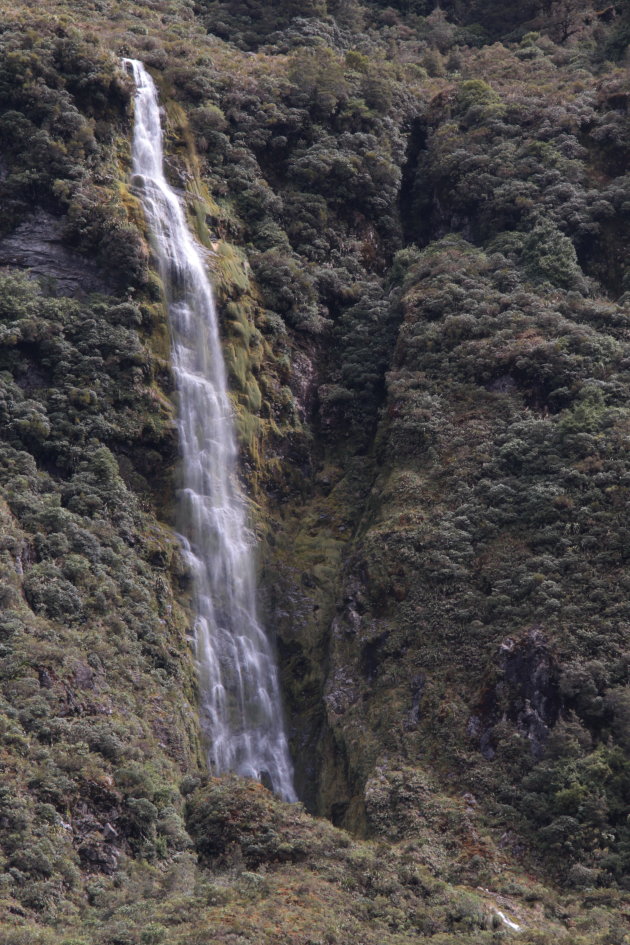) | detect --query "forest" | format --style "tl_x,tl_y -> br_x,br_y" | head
0,0 -> 627,942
